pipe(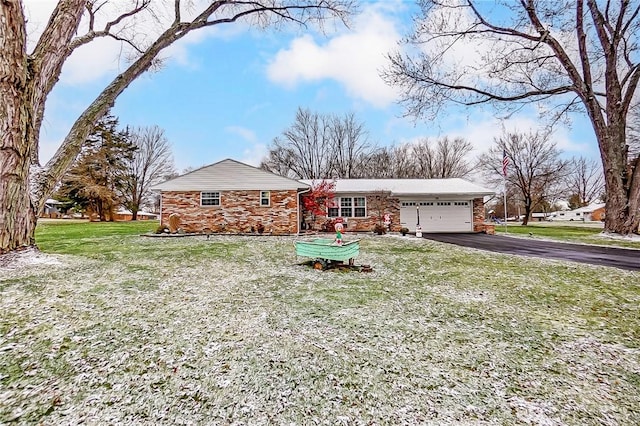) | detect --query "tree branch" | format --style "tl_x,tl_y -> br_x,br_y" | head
34,0 -> 353,208
68,0 -> 153,51
28,0 -> 86,164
